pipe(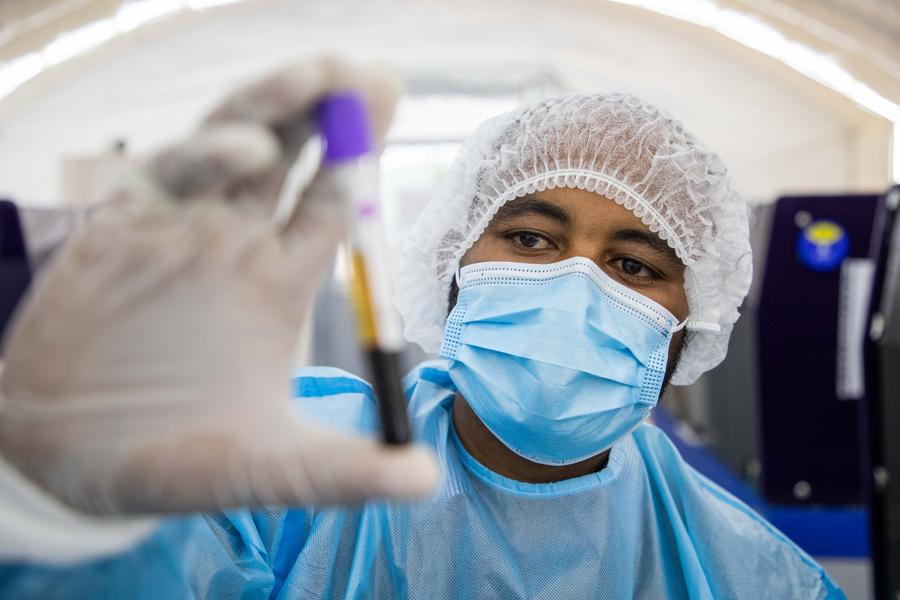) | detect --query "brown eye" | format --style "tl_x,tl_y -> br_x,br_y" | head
506,230 -> 553,251
622,258 -> 645,275
516,232 -> 544,248
616,257 -> 659,280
